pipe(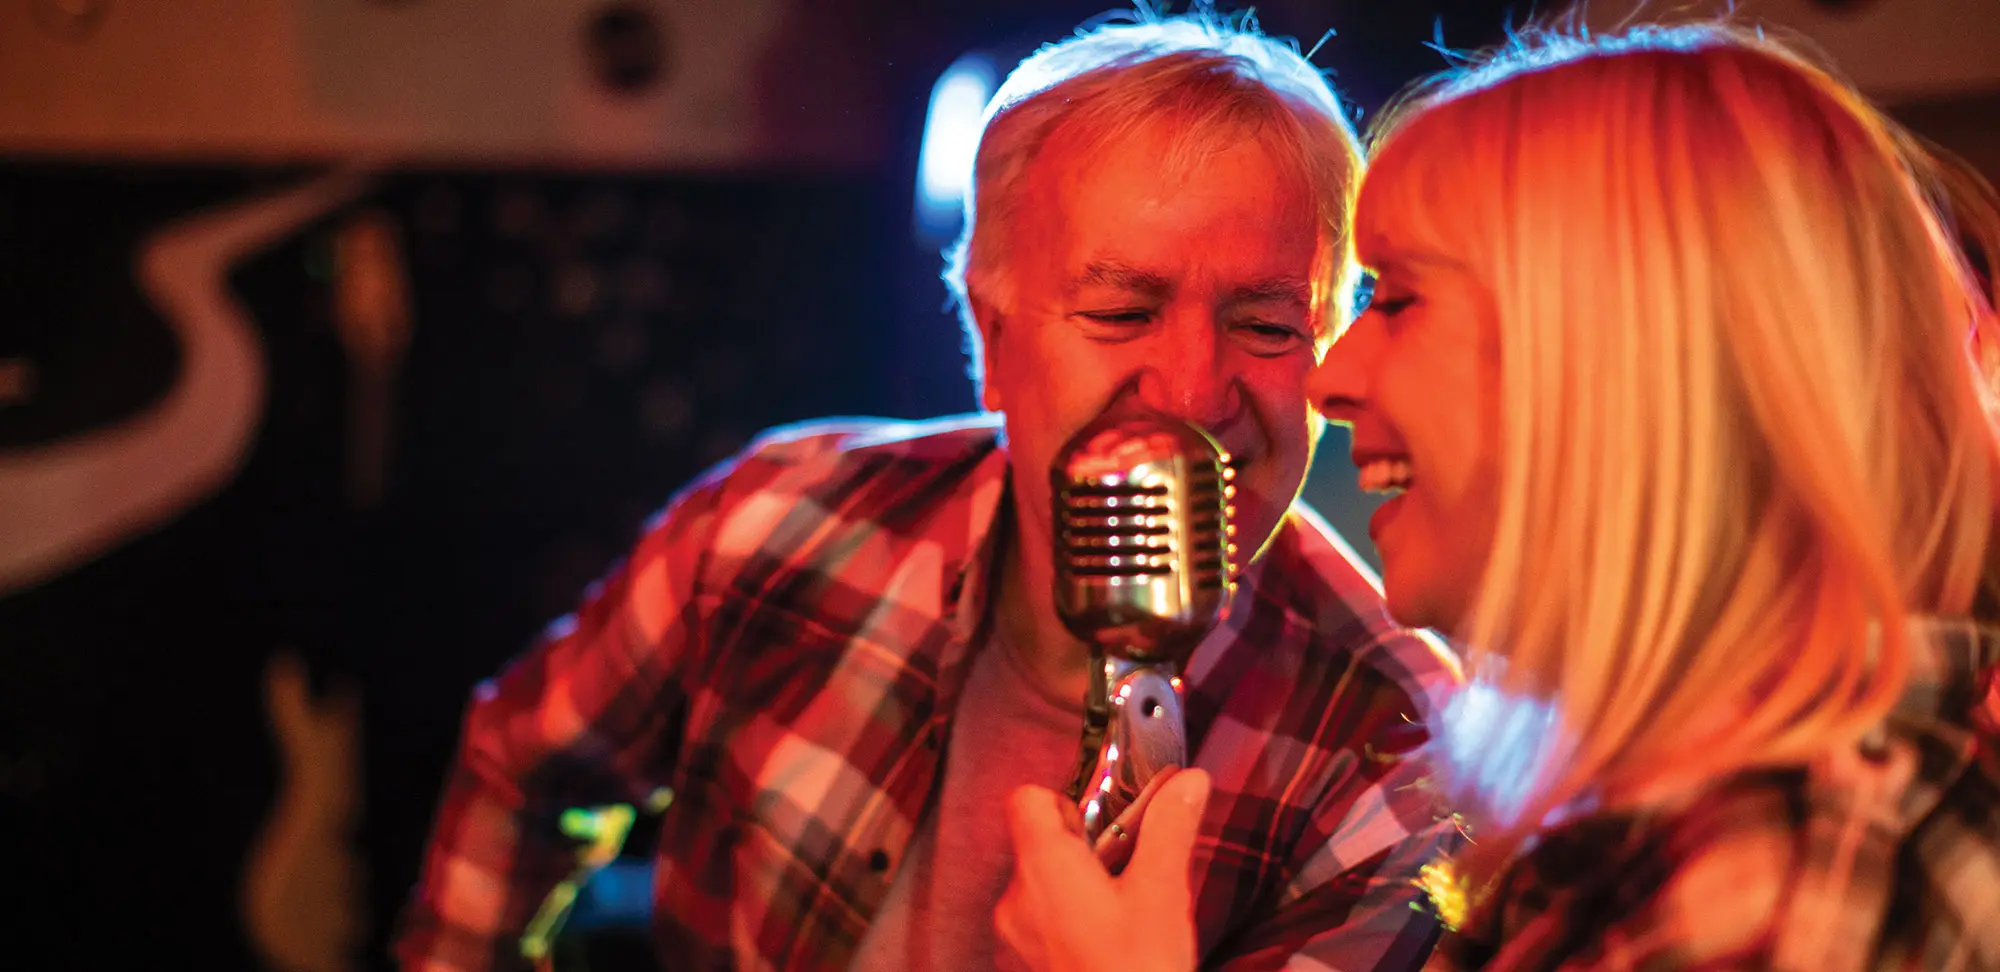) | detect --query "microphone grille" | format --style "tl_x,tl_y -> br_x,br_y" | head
1051,412 -> 1238,660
